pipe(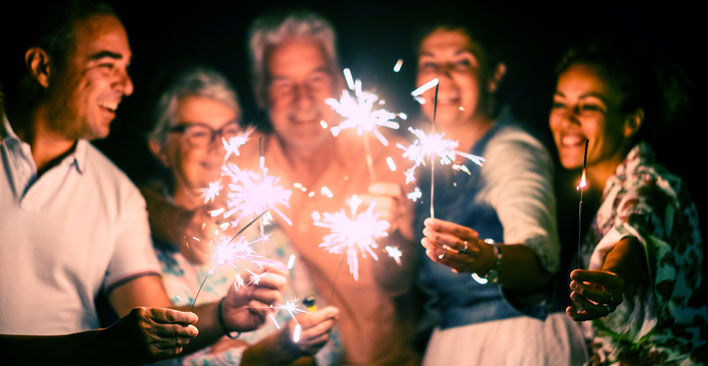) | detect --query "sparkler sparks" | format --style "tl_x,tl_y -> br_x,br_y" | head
384,245 -> 403,266
222,127 -> 254,160
221,163 -> 293,226
209,235 -> 274,275
407,187 -> 422,202
397,127 -> 485,184
313,195 -> 390,281
326,69 -> 400,147
411,78 -> 439,97
200,180 -> 223,204
393,59 -> 404,73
